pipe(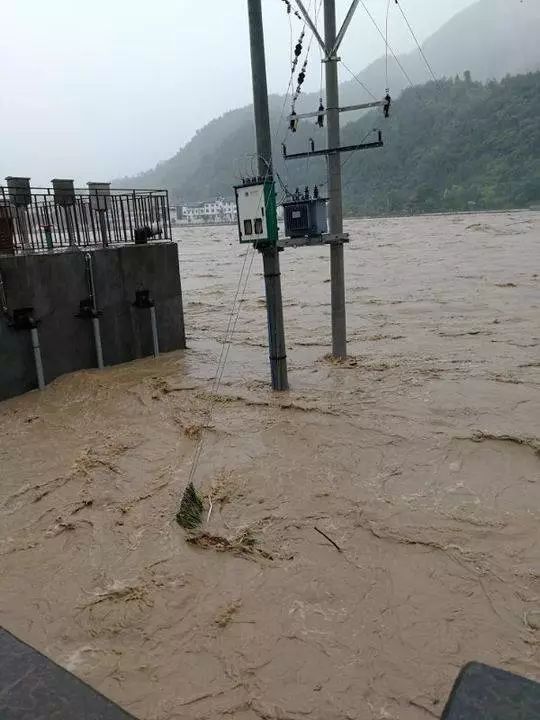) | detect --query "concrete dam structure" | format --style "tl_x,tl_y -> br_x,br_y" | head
0,178 -> 185,401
